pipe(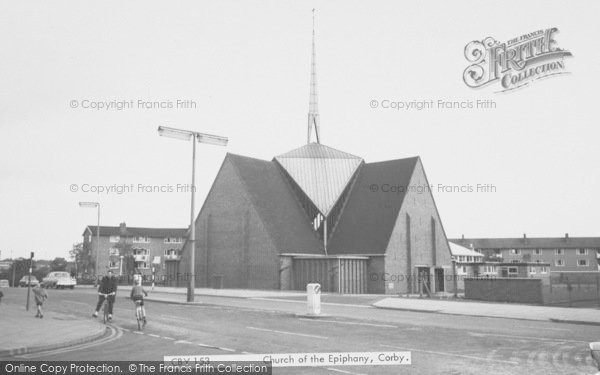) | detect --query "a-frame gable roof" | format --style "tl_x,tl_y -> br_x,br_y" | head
327,156 -> 420,254
226,153 -> 324,254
